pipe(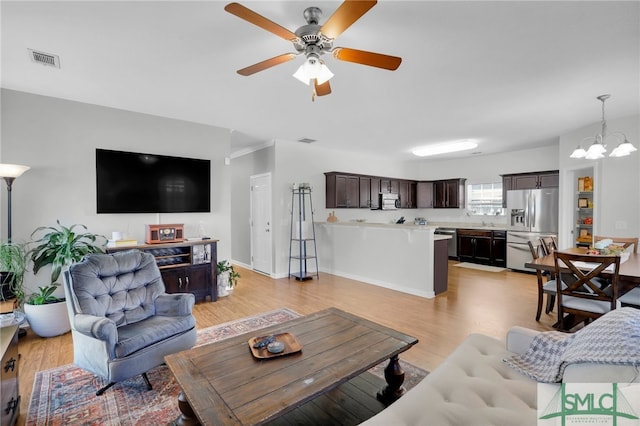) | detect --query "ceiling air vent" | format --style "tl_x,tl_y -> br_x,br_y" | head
28,49 -> 60,68
297,138 -> 317,144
